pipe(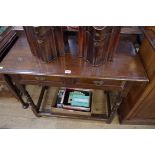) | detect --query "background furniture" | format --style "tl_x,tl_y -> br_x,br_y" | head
119,28 -> 155,125
80,26 -> 121,66
0,26 -> 18,96
24,26 -> 121,66
0,26 -> 17,81
0,30 -> 148,123
0,26 -> 17,61
24,26 -> 64,62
